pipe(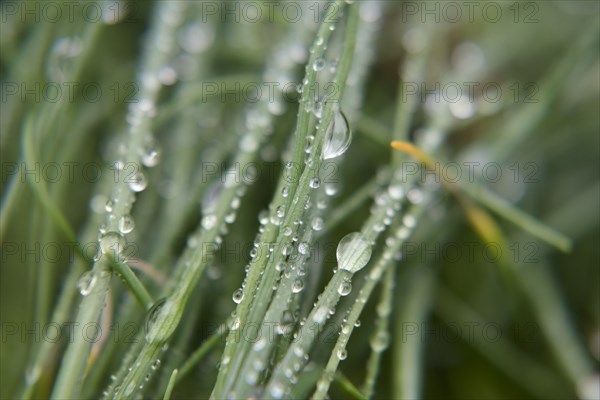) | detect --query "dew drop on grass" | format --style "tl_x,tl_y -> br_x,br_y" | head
311,217 -> 324,231
140,139 -> 161,167
151,359 -> 161,370
292,279 -> 304,293
128,171 -> 147,192
402,214 -> 416,228
202,214 -> 217,230
312,57 -> 325,71
232,289 -> 244,304
309,177 -> 320,189
388,184 -> 404,200
276,205 -> 286,218
105,199 -> 114,212
298,242 -> 310,255
118,214 -> 135,234
336,232 -> 372,273
100,231 -> 127,258
370,331 -> 390,352
77,271 -> 96,296
270,382 -> 285,399
322,109 -> 352,160
325,183 -> 337,196
337,280 -> 352,296
337,349 -> 348,360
